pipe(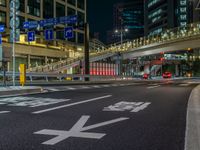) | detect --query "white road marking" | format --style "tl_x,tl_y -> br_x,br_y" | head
101,85 -> 110,87
0,111 -> 10,114
32,95 -> 112,114
0,97 -> 70,107
92,85 -> 100,88
49,88 -> 60,92
34,115 -> 129,145
81,86 -> 90,89
179,84 -> 190,87
148,84 -> 159,86
147,85 -> 161,89
131,102 -> 151,112
67,87 -> 76,90
103,101 -> 151,113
